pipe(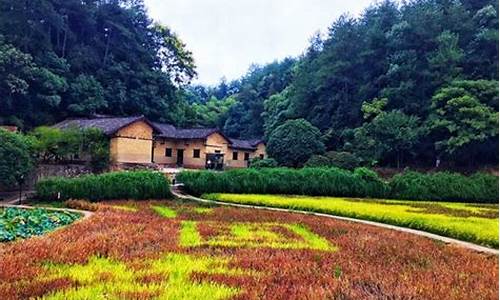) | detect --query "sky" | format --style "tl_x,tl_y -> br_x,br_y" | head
144,0 -> 375,85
